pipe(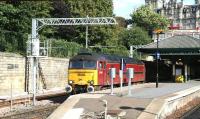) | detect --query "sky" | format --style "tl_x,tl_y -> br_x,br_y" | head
113,0 -> 194,19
